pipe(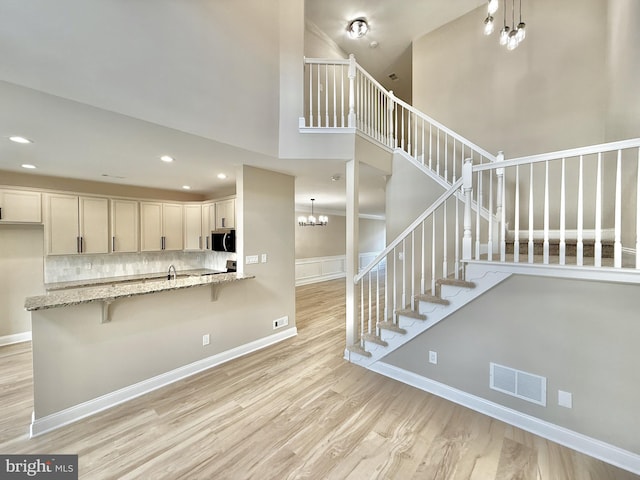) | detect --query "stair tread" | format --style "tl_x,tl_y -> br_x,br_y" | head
415,294 -> 450,305
377,321 -> 407,334
436,278 -> 476,289
396,309 -> 427,320
346,344 -> 372,358
363,333 -> 388,347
